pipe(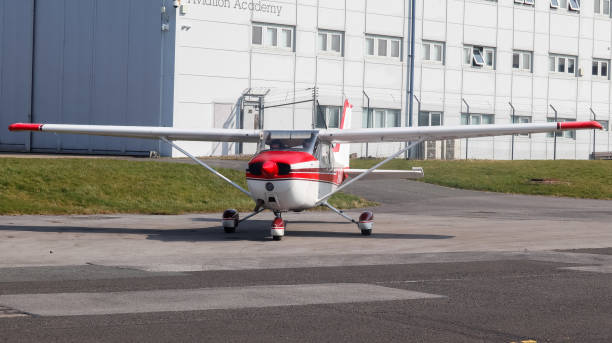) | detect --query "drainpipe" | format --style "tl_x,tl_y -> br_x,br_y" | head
413,95 -> 422,159
590,108 -> 596,160
508,102 -> 515,160
406,0 -> 416,159
549,104 -> 557,160
363,90 -> 370,157
462,98 -> 470,160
